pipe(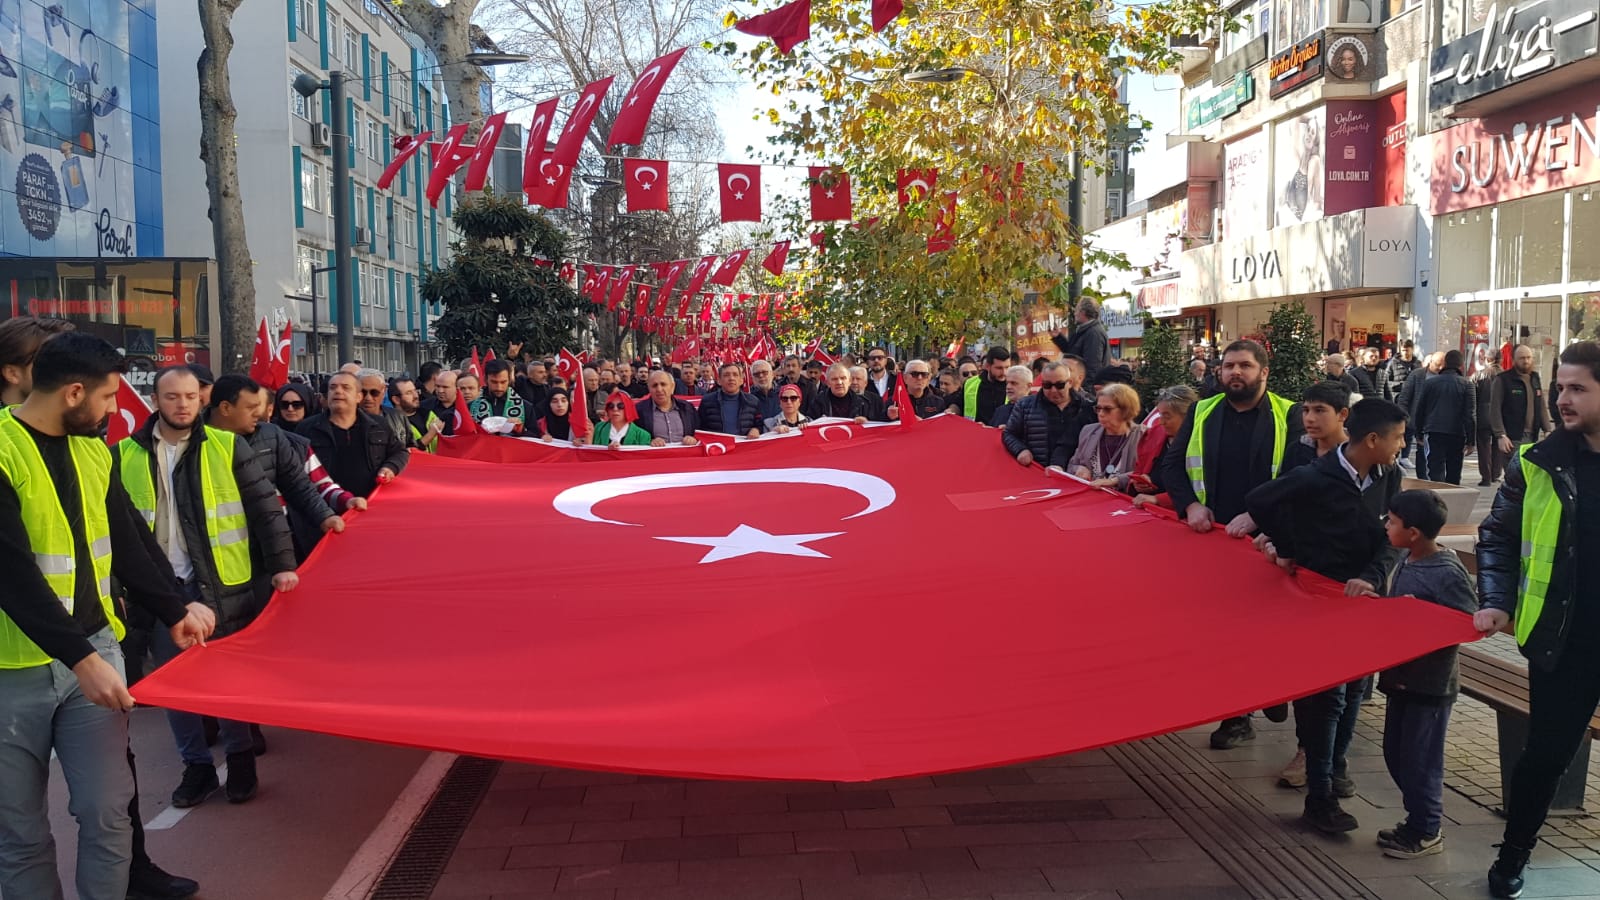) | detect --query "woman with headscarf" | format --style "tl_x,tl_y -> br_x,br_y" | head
536,387 -> 588,444
593,389 -> 652,447
272,382 -> 317,433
